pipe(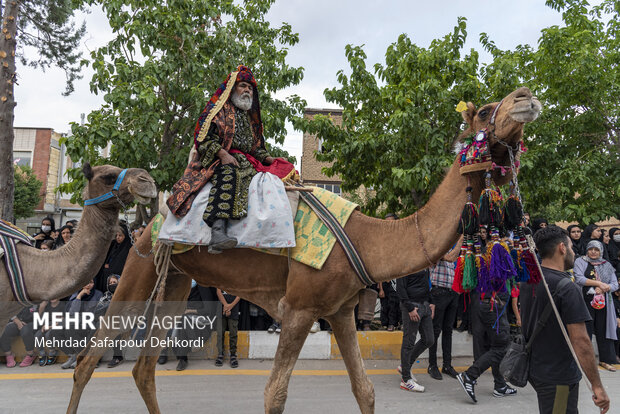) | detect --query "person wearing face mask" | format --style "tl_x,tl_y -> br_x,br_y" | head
92,275 -> 125,368
574,240 -> 618,372
607,228 -> 620,272
32,217 -> 55,249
